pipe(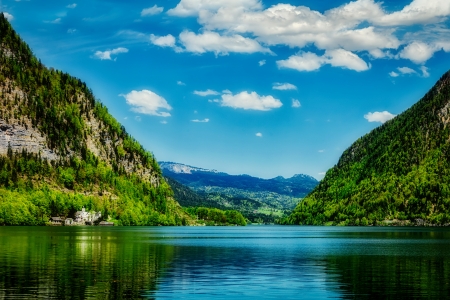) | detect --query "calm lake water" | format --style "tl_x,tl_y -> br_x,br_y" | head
0,226 -> 449,299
